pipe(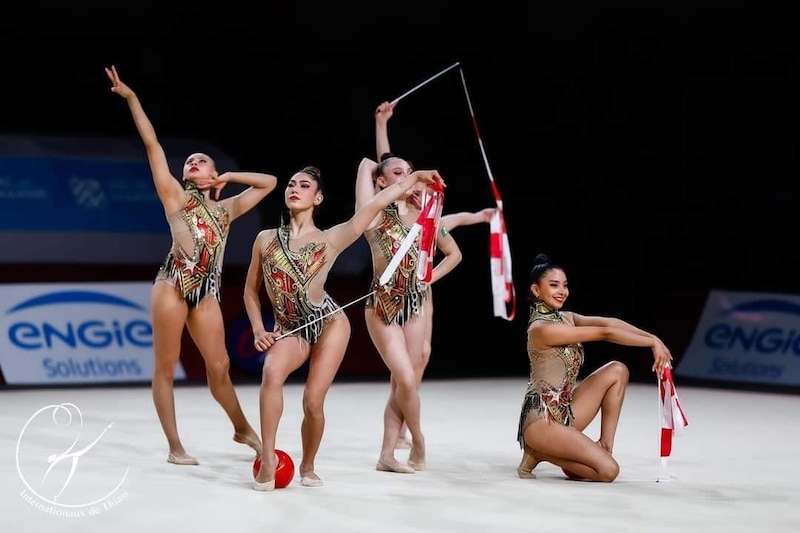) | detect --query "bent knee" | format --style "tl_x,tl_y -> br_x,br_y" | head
261,364 -> 287,387
606,360 -> 630,384
596,458 -> 620,482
